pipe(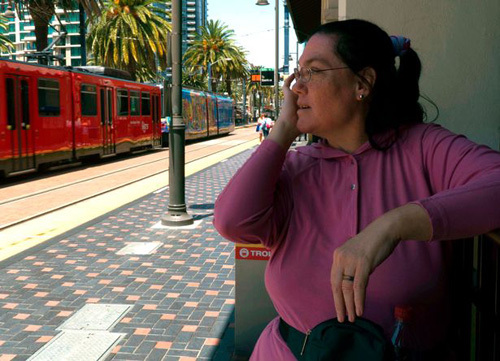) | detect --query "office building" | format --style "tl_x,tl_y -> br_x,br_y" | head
0,0 -> 207,65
